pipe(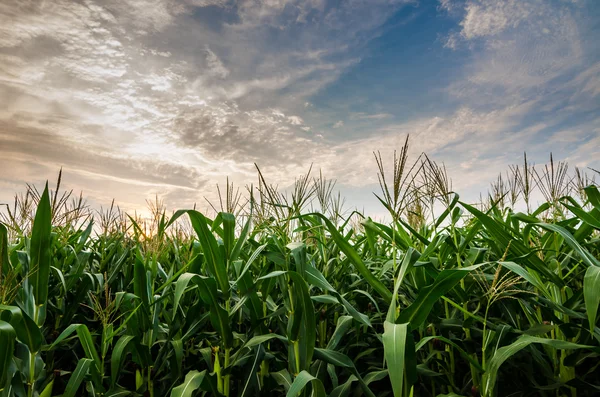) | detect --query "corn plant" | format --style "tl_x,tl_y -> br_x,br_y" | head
1,149 -> 599,397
